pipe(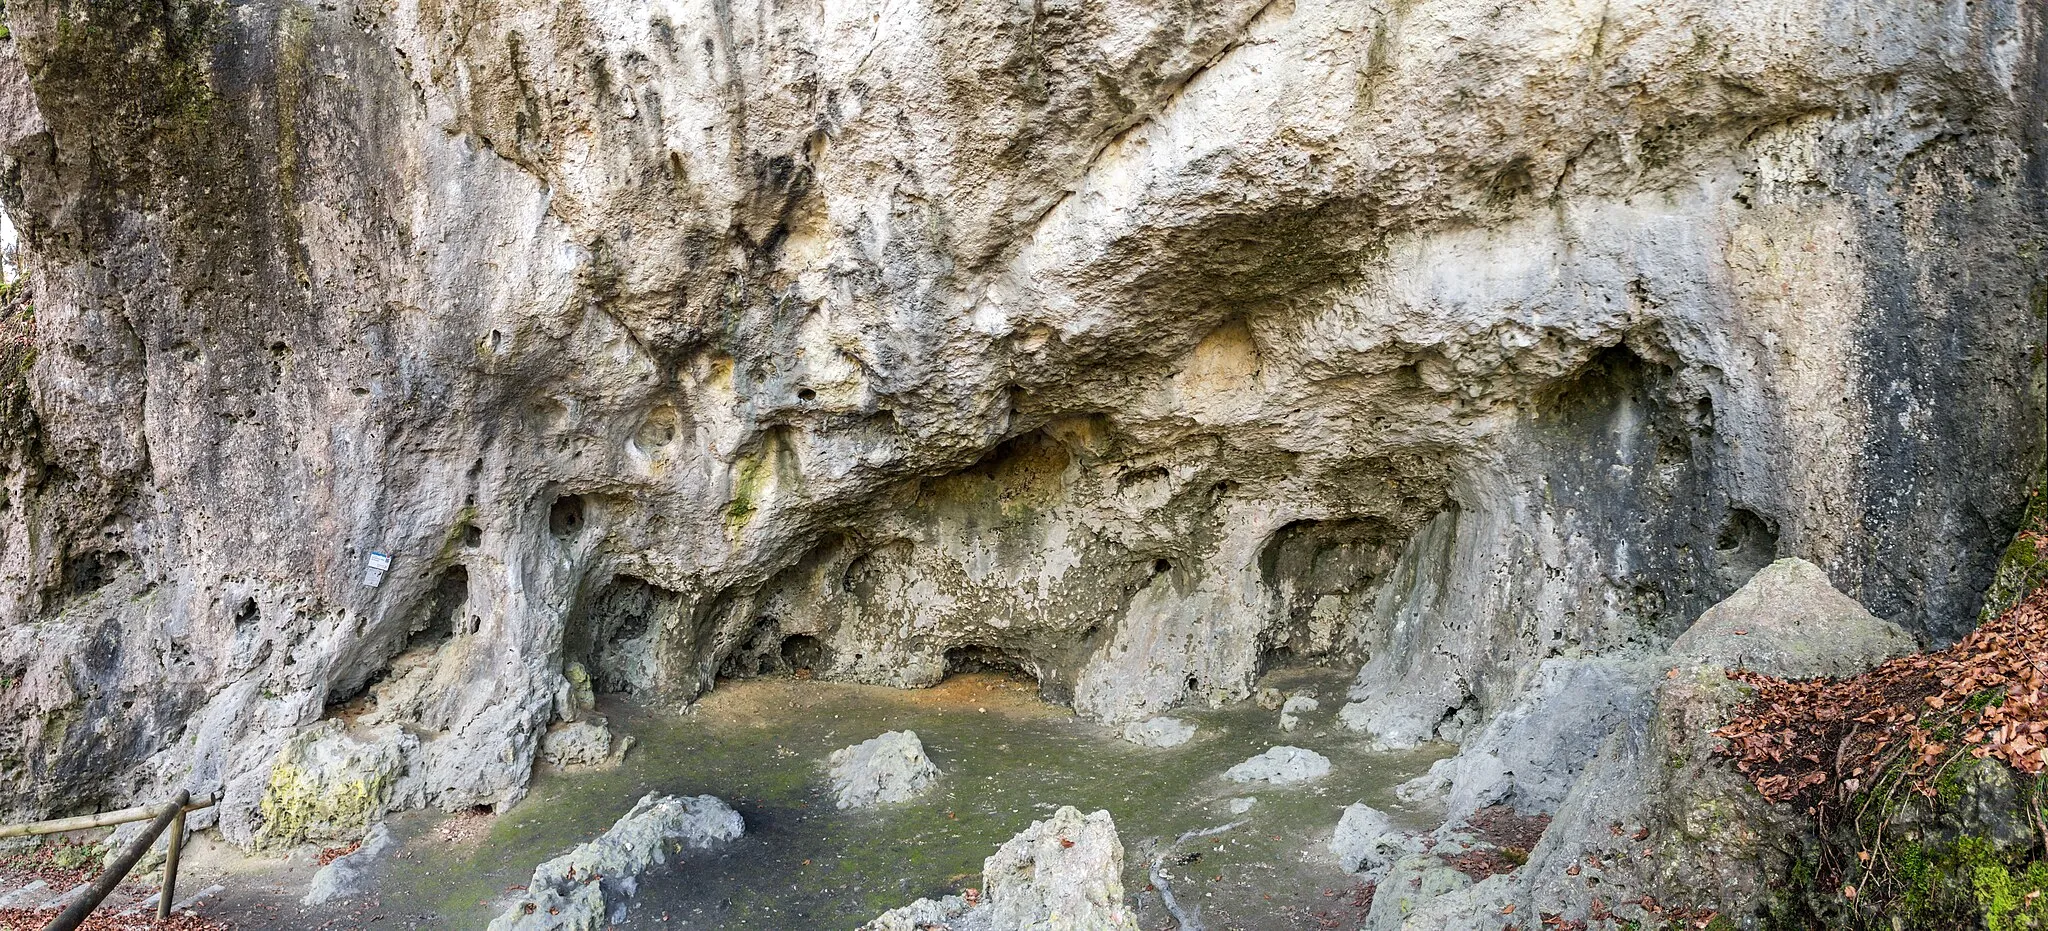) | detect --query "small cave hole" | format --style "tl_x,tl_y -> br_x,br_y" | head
548,495 -> 587,538
1152,558 -> 1173,574
779,634 -> 824,673
1713,506 -> 1780,584
796,387 -> 817,402
232,598 -> 260,653
62,550 -> 130,597
461,523 -> 482,548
